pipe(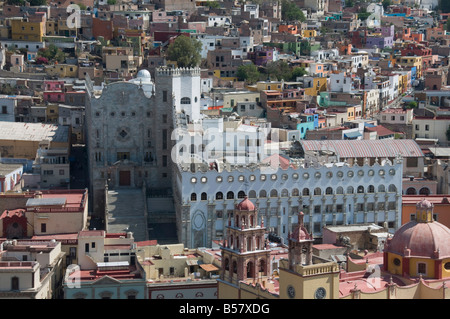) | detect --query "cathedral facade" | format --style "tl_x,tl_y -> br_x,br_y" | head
85,67 -> 201,216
